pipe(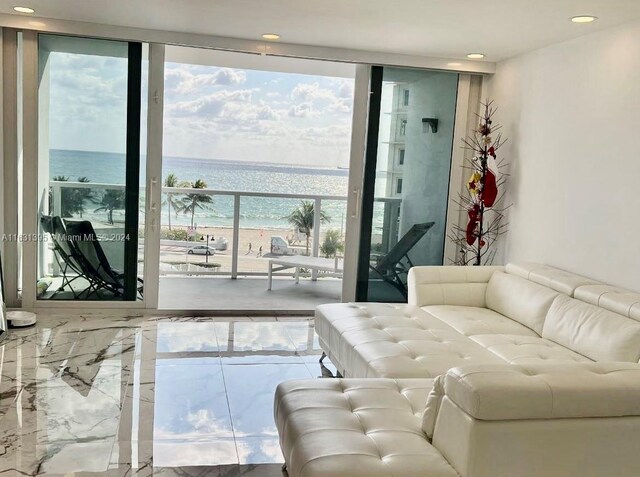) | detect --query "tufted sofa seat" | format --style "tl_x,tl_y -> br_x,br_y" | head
315,303 -> 505,378
315,262 -> 640,378
274,378 -> 459,477
275,362 -> 640,477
